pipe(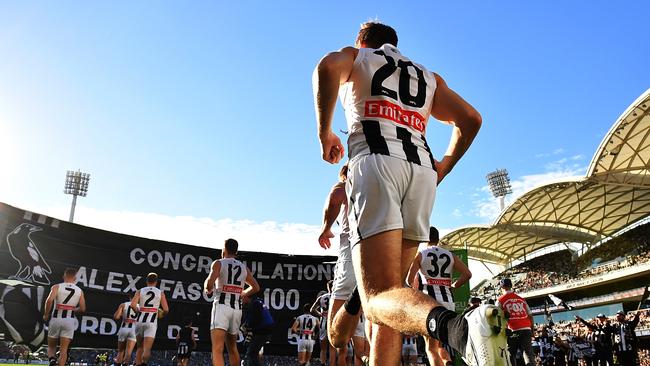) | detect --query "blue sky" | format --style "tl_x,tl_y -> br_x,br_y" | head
1,1 -> 649,282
